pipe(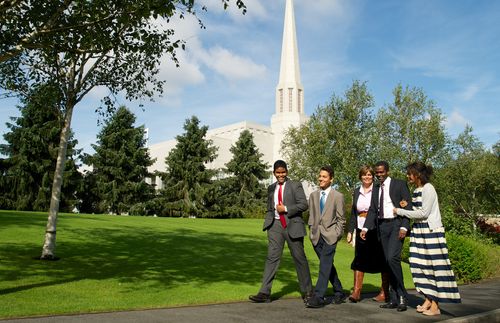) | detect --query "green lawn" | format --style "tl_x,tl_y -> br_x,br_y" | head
0,210 -> 414,318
